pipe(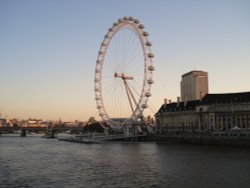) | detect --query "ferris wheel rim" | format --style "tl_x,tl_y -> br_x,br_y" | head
94,16 -> 155,128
